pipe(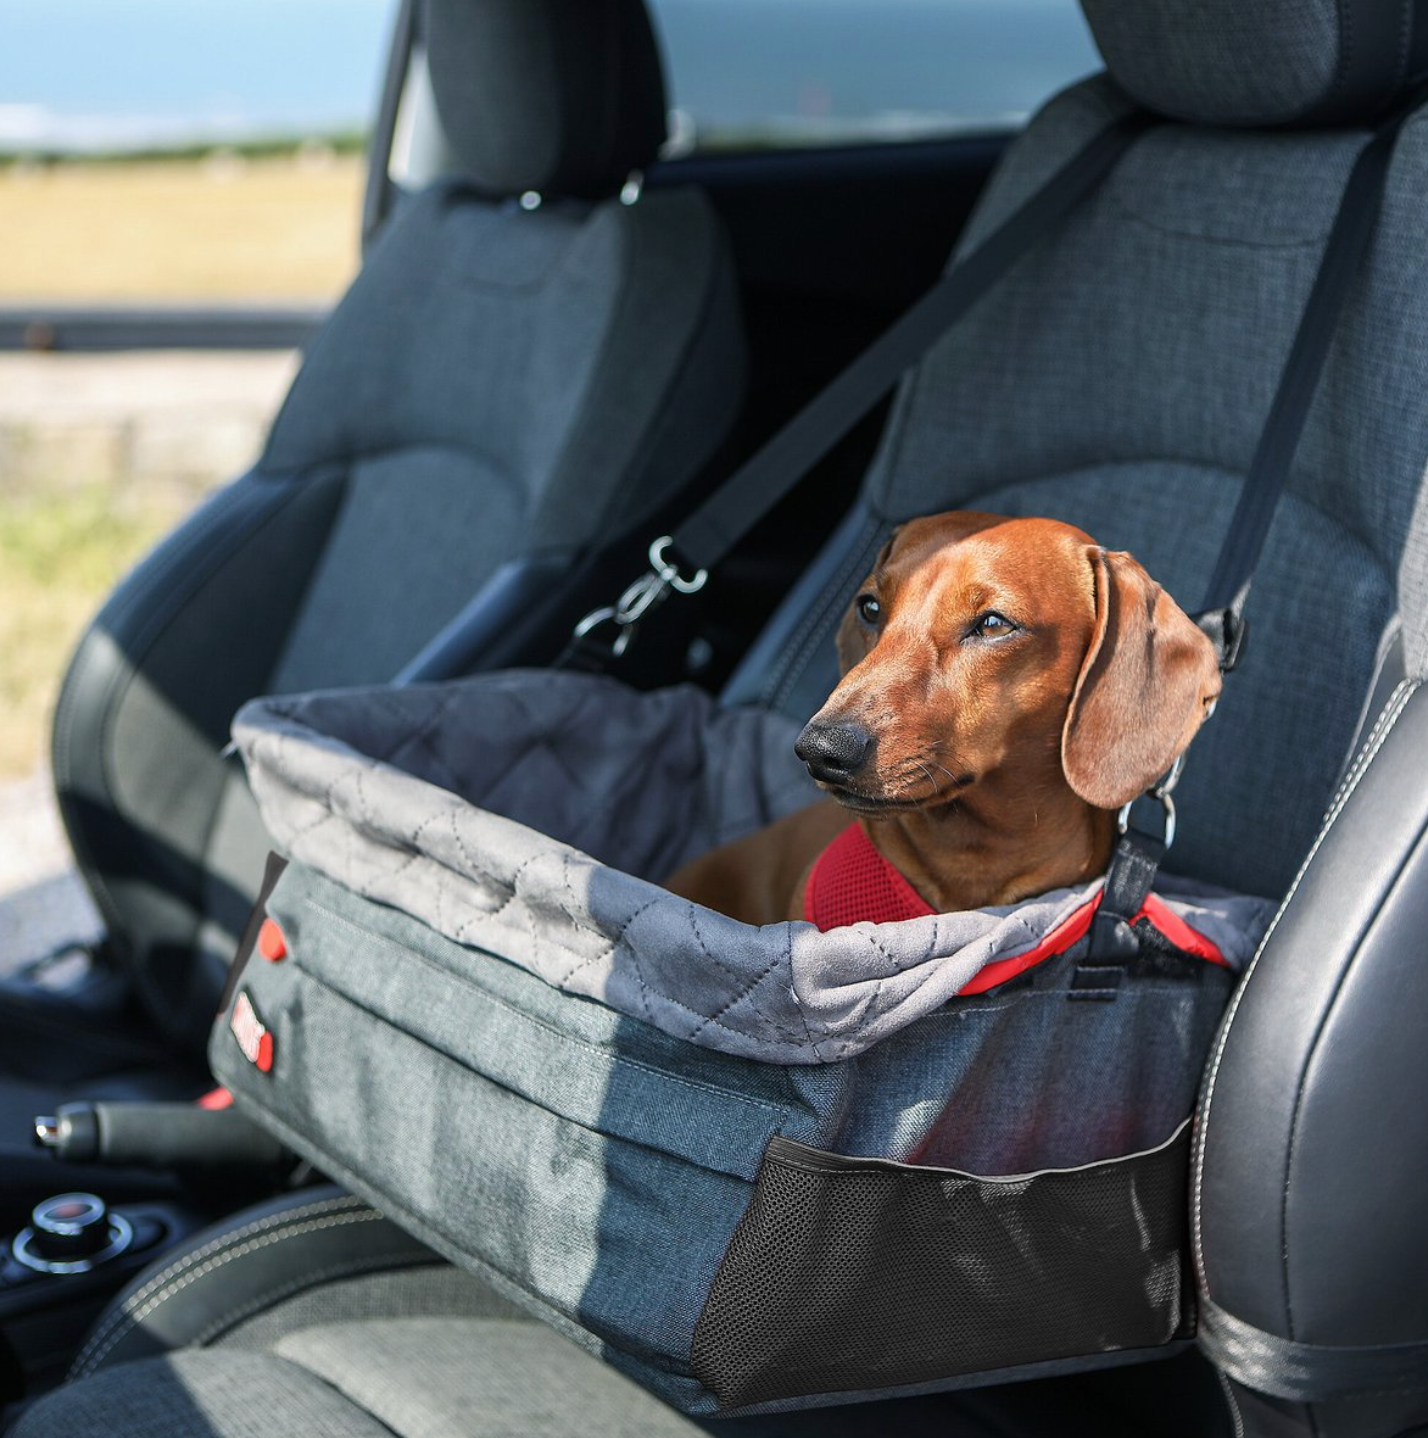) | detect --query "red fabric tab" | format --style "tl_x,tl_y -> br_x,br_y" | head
258,918 -> 287,962
803,823 -> 937,930
230,990 -> 274,1075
